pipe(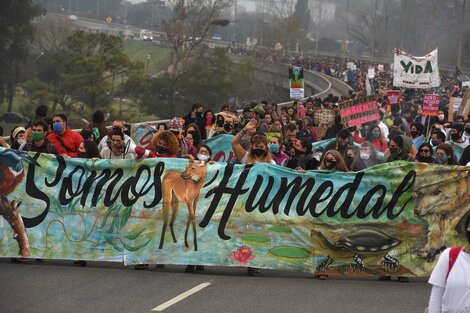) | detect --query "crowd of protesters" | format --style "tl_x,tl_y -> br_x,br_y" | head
1,50 -> 469,281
